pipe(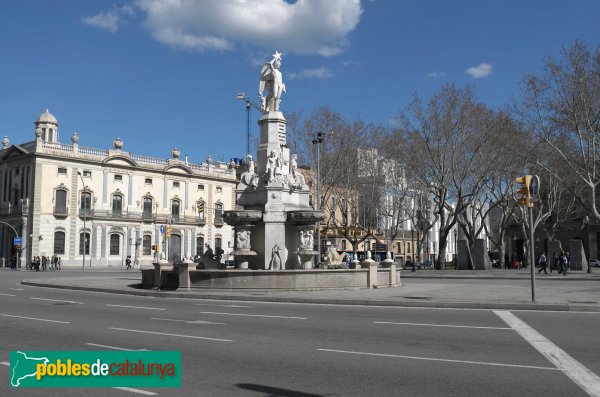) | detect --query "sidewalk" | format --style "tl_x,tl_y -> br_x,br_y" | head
18,268 -> 600,312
